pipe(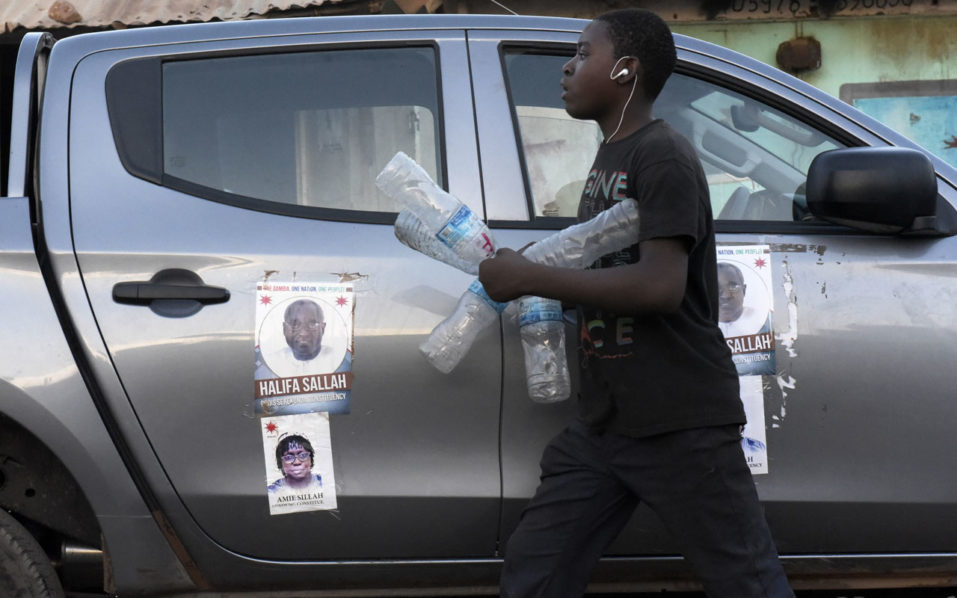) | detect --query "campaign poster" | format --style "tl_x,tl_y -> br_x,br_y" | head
716,245 -> 775,376
262,412 -> 338,515
254,282 -> 354,415
739,376 -> 768,475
